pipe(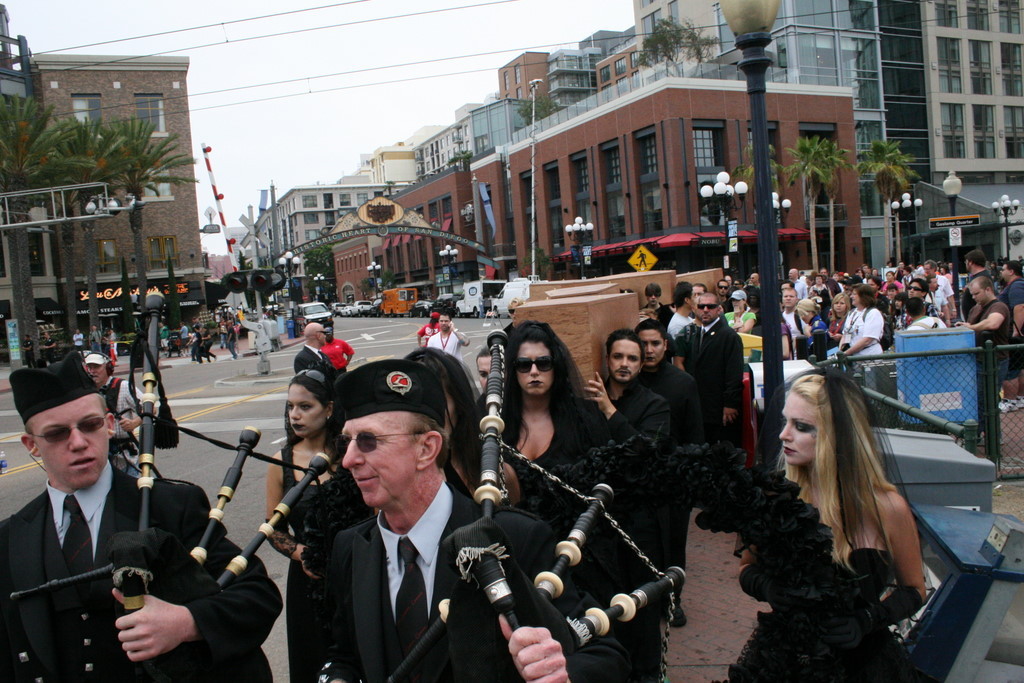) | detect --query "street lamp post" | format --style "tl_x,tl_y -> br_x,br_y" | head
278,250 -> 301,318
943,171 -> 964,313
890,192 -> 923,265
564,216 -> 594,278
367,261 -> 382,299
699,171 -> 748,275
528,78 -> 544,280
993,193 -> 1022,260
439,245 -> 459,295
721,0 -> 784,403
312,273 -> 326,302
